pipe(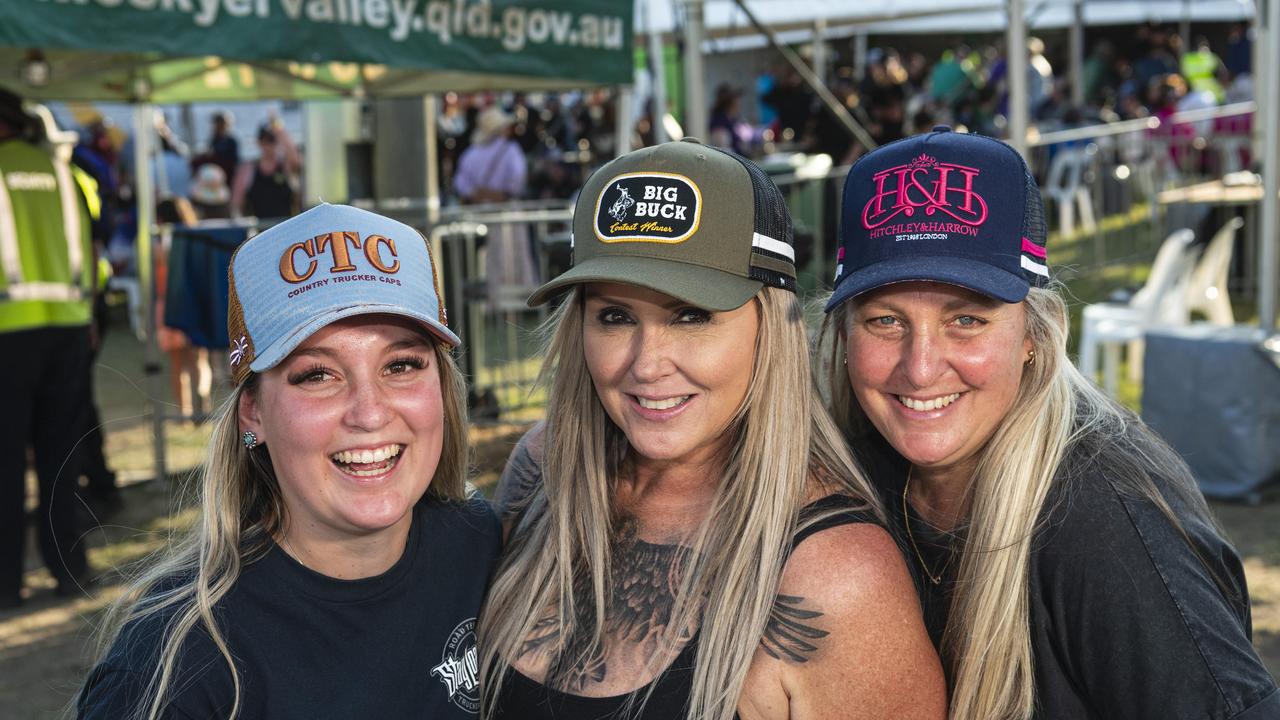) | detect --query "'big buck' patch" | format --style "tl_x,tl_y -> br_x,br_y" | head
594,172 -> 702,244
